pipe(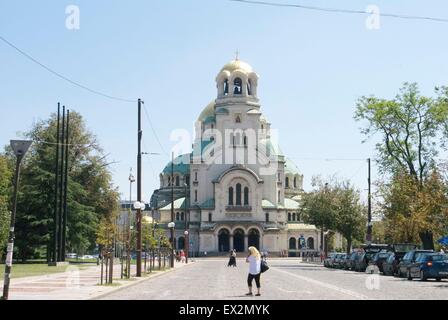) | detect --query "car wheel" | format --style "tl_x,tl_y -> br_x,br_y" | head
420,271 -> 427,281
407,270 -> 412,281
